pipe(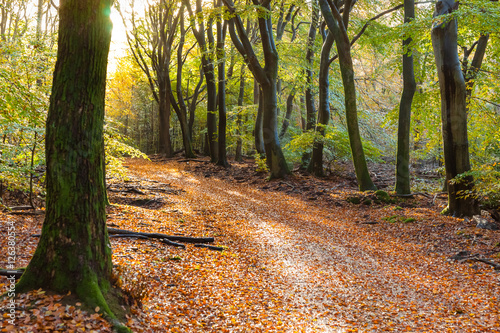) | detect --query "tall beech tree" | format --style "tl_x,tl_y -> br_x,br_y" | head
318,0 -> 376,191
16,0 -> 129,331
309,26 -> 335,177
184,0 -> 218,162
216,0 -> 229,167
118,0 -> 179,157
395,0 -> 416,195
431,0 -> 479,217
168,5 -> 196,158
224,0 -> 290,178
